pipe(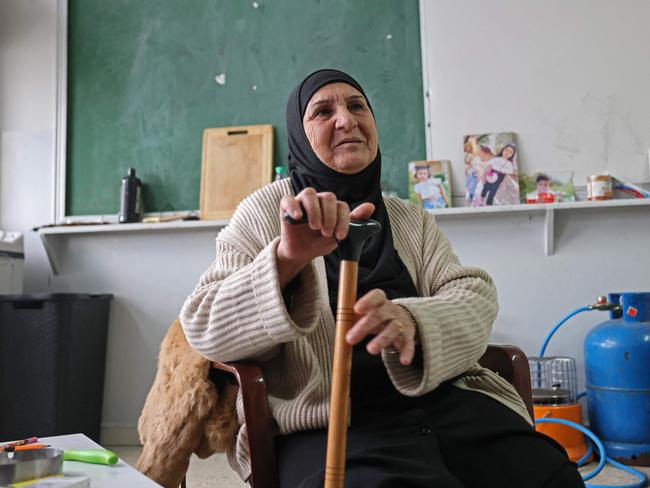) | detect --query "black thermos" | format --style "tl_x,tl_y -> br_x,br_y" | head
119,168 -> 142,223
